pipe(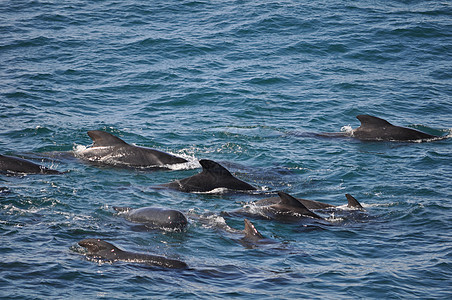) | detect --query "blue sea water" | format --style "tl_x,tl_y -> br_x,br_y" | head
1,0 -> 451,298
